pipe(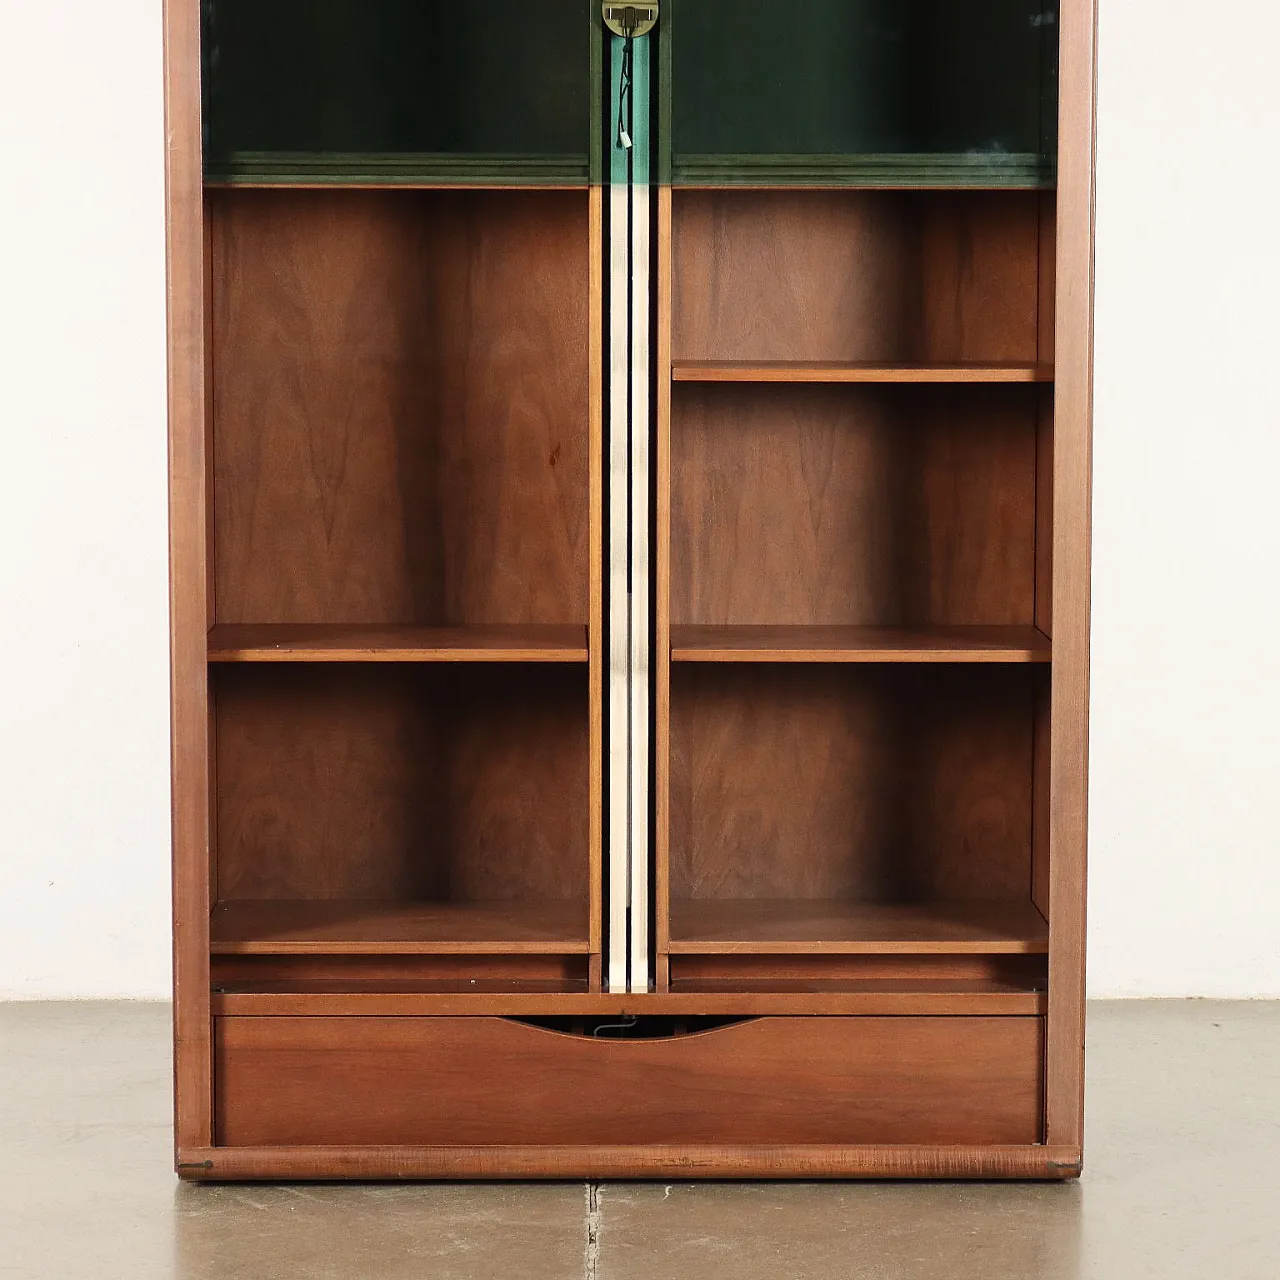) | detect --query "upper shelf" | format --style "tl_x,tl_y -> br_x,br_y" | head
208,624 -> 589,664
671,625 -> 1051,665
672,362 -> 1054,385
